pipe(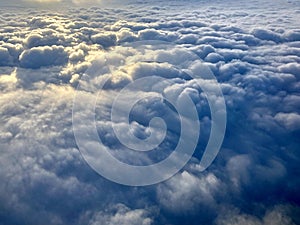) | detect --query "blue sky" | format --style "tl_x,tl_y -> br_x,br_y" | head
0,0 -> 300,224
